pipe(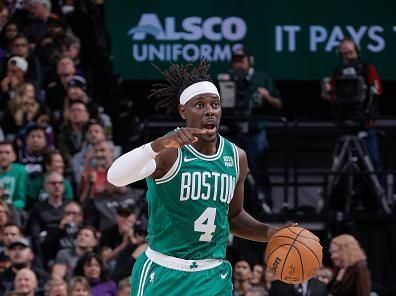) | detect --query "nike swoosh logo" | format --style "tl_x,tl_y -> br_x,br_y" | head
220,272 -> 228,279
184,156 -> 198,162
